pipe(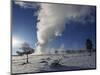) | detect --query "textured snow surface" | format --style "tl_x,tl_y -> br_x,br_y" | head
12,52 -> 96,74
